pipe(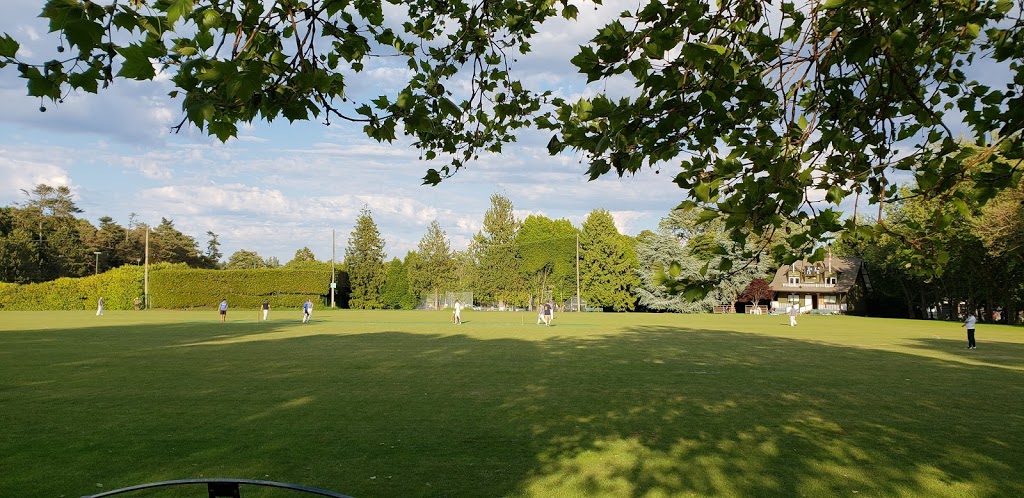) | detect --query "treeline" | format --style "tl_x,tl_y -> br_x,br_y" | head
4,182 -> 1021,321
0,185 -> 220,284
836,179 -> 1024,323
341,194 -> 778,313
